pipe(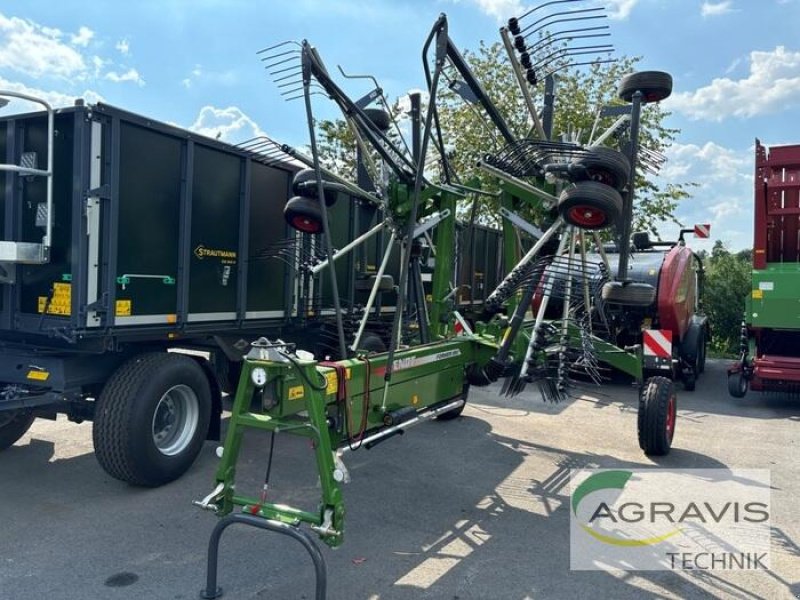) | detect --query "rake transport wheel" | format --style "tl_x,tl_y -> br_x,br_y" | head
93,352 -> 212,487
291,169 -> 337,206
601,281 -> 657,307
284,196 -> 323,234
558,181 -> 622,230
571,146 -> 631,190
727,371 -> 749,398
0,410 -> 35,451
618,71 -> 673,103
363,108 -> 392,132
638,376 -> 676,456
436,383 -> 470,421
